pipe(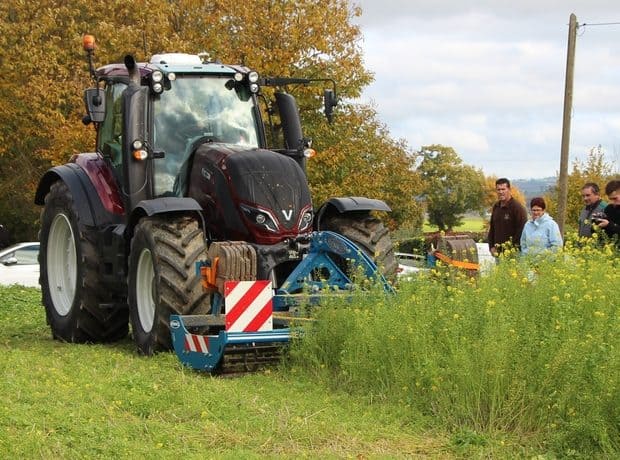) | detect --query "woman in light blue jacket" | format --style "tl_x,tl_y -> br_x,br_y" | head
520,197 -> 563,255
